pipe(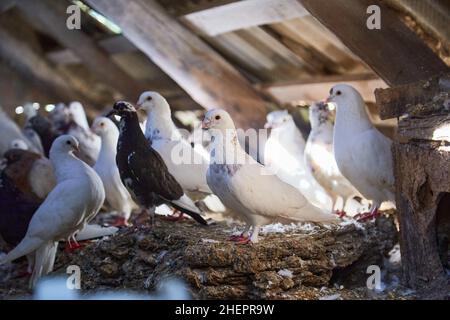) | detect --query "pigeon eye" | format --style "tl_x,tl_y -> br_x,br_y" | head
100,123 -> 105,127
147,96 -> 152,101
215,115 -> 221,120
66,140 -> 71,145
336,90 -> 342,96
